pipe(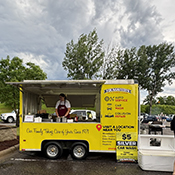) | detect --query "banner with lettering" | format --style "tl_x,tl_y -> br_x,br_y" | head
116,132 -> 137,162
